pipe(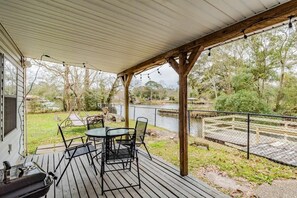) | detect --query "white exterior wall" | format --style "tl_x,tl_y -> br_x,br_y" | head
0,23 -> 24,168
